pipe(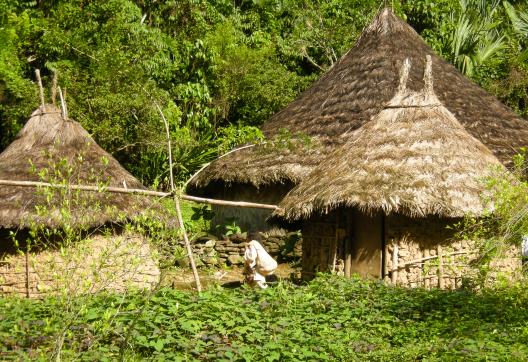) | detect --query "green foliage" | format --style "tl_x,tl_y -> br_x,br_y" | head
0,0 -> 527,189
456,151 -> 528,286
1,275 -> 528,360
